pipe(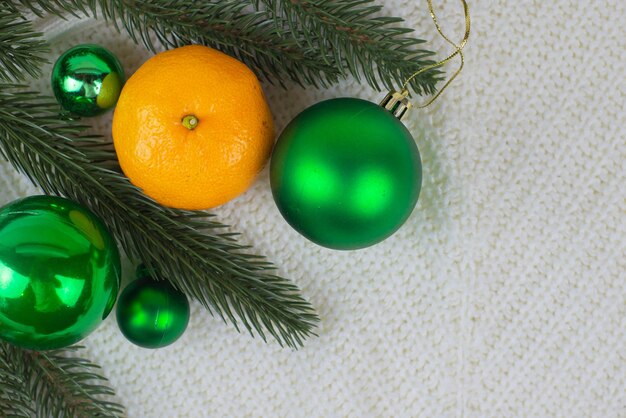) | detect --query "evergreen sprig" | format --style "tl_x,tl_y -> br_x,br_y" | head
11,0 -> 439,92
12,0 -> 344,86
0,8 -> 48,82
257,0 -> 440,94
0,345 -> 35,417
0,85 -> 318,348
0,342 -> 123,418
